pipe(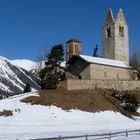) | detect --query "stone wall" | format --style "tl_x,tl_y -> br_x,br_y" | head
67,79 -> 140,91
90,64 -> 133,80
66,62 -> 134,81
